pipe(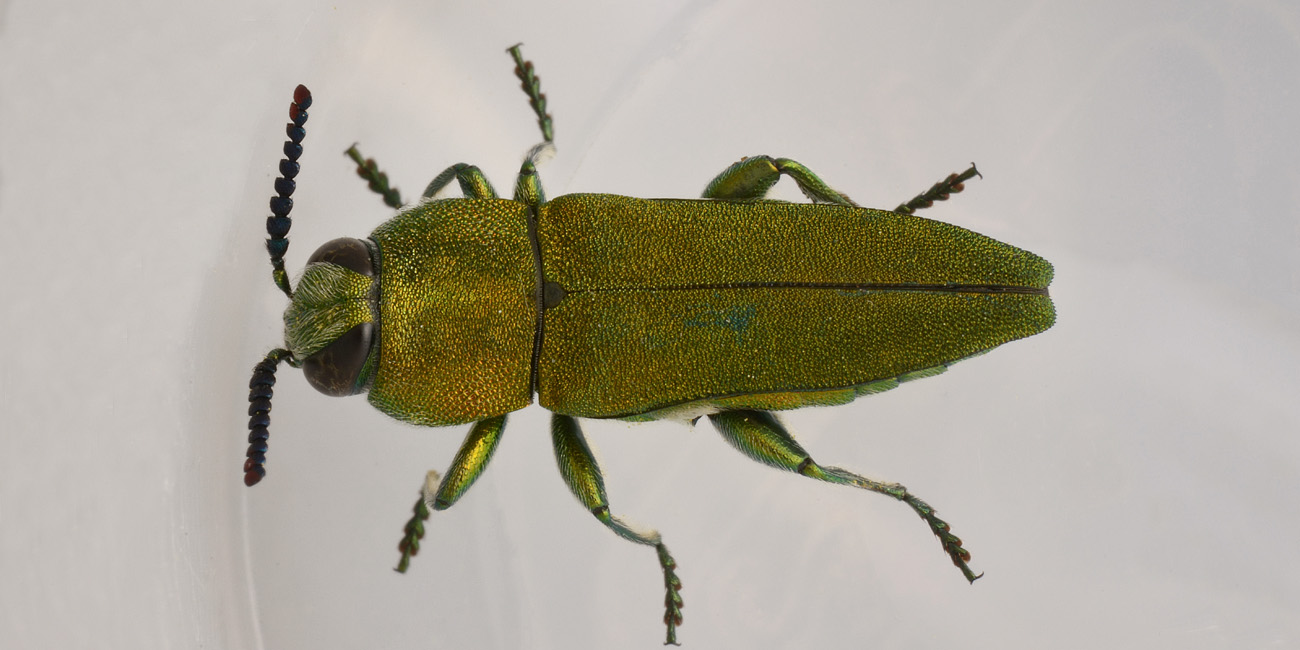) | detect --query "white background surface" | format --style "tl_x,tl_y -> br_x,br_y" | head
3,1 -> 1298,649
